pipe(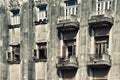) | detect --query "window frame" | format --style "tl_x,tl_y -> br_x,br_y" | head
33,43 -> 47,62
64,0 -> 78,19
6,45 -> 20,64
94,36 -> 109,58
